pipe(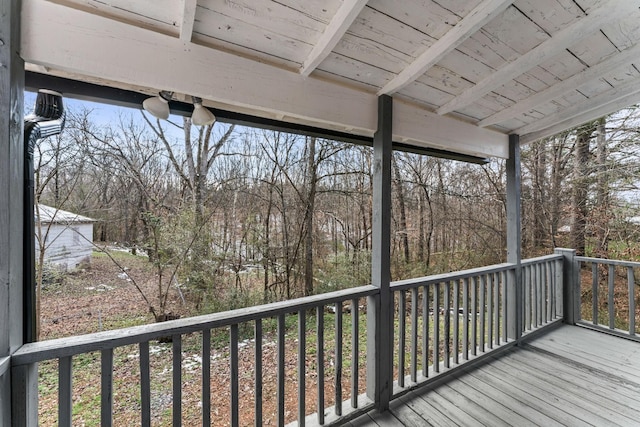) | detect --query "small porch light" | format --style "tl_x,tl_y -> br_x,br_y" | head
191,96 -> 216,126
142,91 -> 173,120
143,92 -> 216,126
